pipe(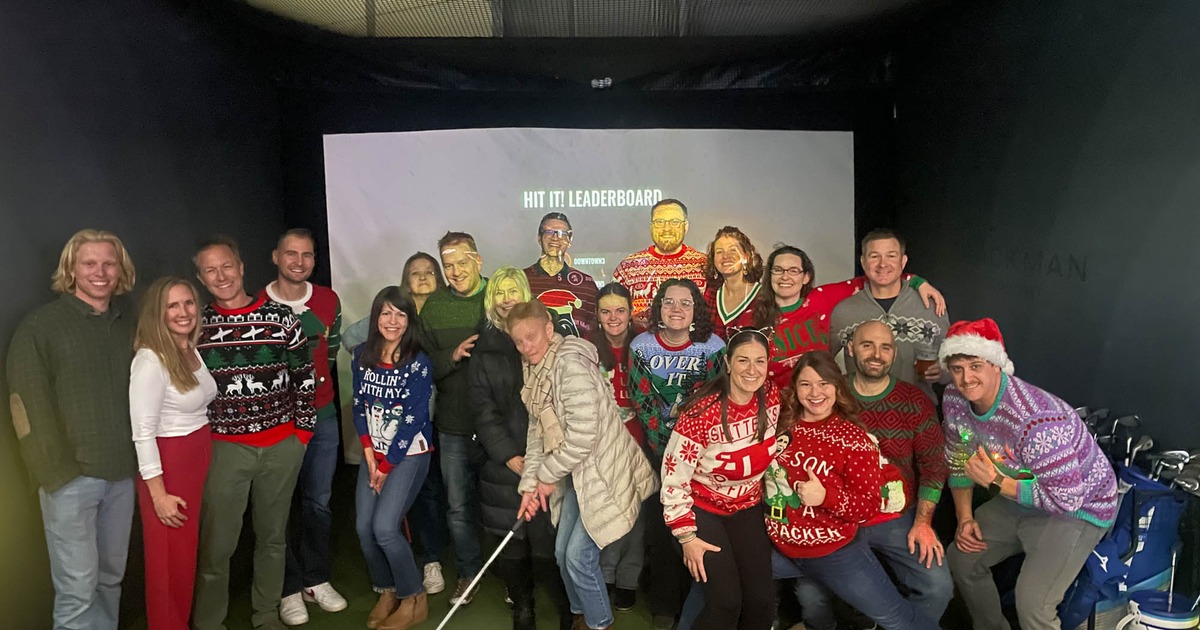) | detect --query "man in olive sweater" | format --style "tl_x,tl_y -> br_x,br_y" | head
415,230 -> 489,605
7,229 -> 139,630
